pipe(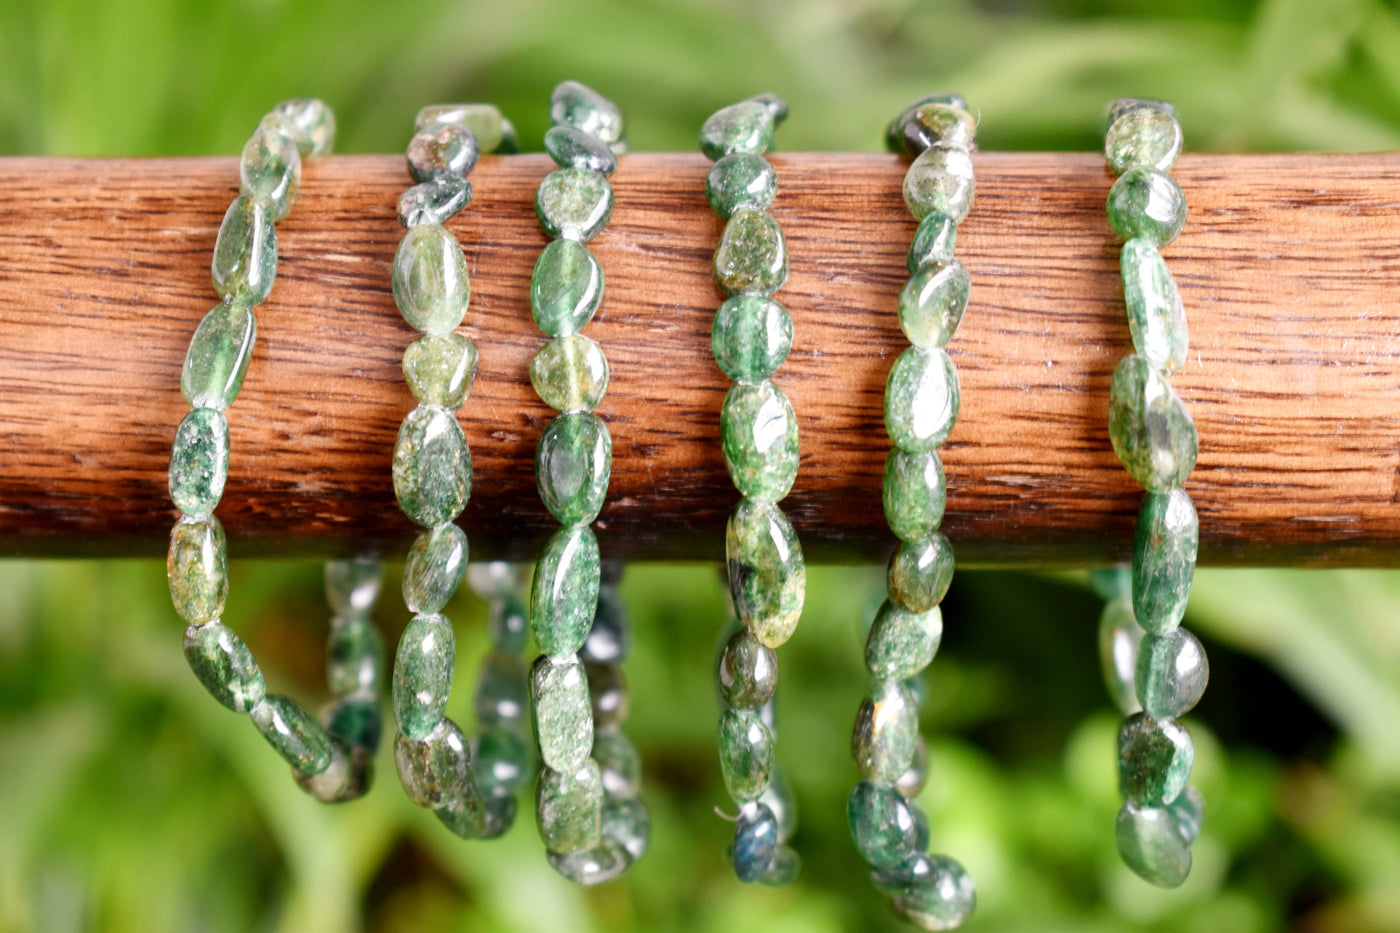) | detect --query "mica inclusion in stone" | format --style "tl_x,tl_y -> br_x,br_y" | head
1116,801 -> 1192,887
397,178 -> 473,228
1107,168 -> 1187,247
899,259 -> 970,349
900,103 -> 977,155
883,449 -> 946,542
712,295 -> 792,384
532,238 -> 605,336
865,600 -> 943,680
531,655 -> 595,772
706,152 -> 777,218
907,211 -> 958,273
1133,488 -> 1198,634
903,145 -> 976,224
699,101 -> 775,160
392,405 -> 472,527
1108,354 -> 1197,492
183,621 -> 264,713
211,194 -> 277,306
551,81 -> 625,146
1121,238 -> 1188,375
1136,629 -> 1209,720
403,333 -> 478,410
848,780 -> 920,869
544,125 -> 618,176
531,524 -> 602,657
885,347 -> 960,452
713,208 -> 788,297
852,678 -> 919,782
721,380 -> 799,502
726,498 -> 805,648
168,408 -> 229,516
536,168 -> 613,242
537,761 -> 604,854
392,612 -> 455,740
392,223 -> 470,336
416,103 -> 507,154
240,123 -> 301,222
182,302 -> 257,411
887,532 -> 955,613
718,628 -> 779,710
718,708 -> 775,801
1117,712 -> 1194,806
168,515 -> 228,624
531,334 -> 609,413
407,121 -> 479,183
402,524 -> 469,614
395,718 -> 474,809
536,412 -> 612,526
1106,107 -> 1183,175
251,693 -> 333,775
